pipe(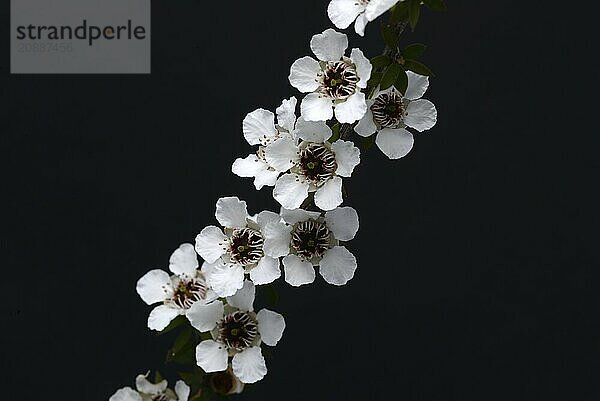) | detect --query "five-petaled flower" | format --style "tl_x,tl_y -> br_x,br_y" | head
186,280 -> 285,384
109,373 -> 190,401
136,244 -> 216,331
328,0 -> 401,36
195,197 -> 290,296
354,71 -> 437,159
289,29 -> 372,123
